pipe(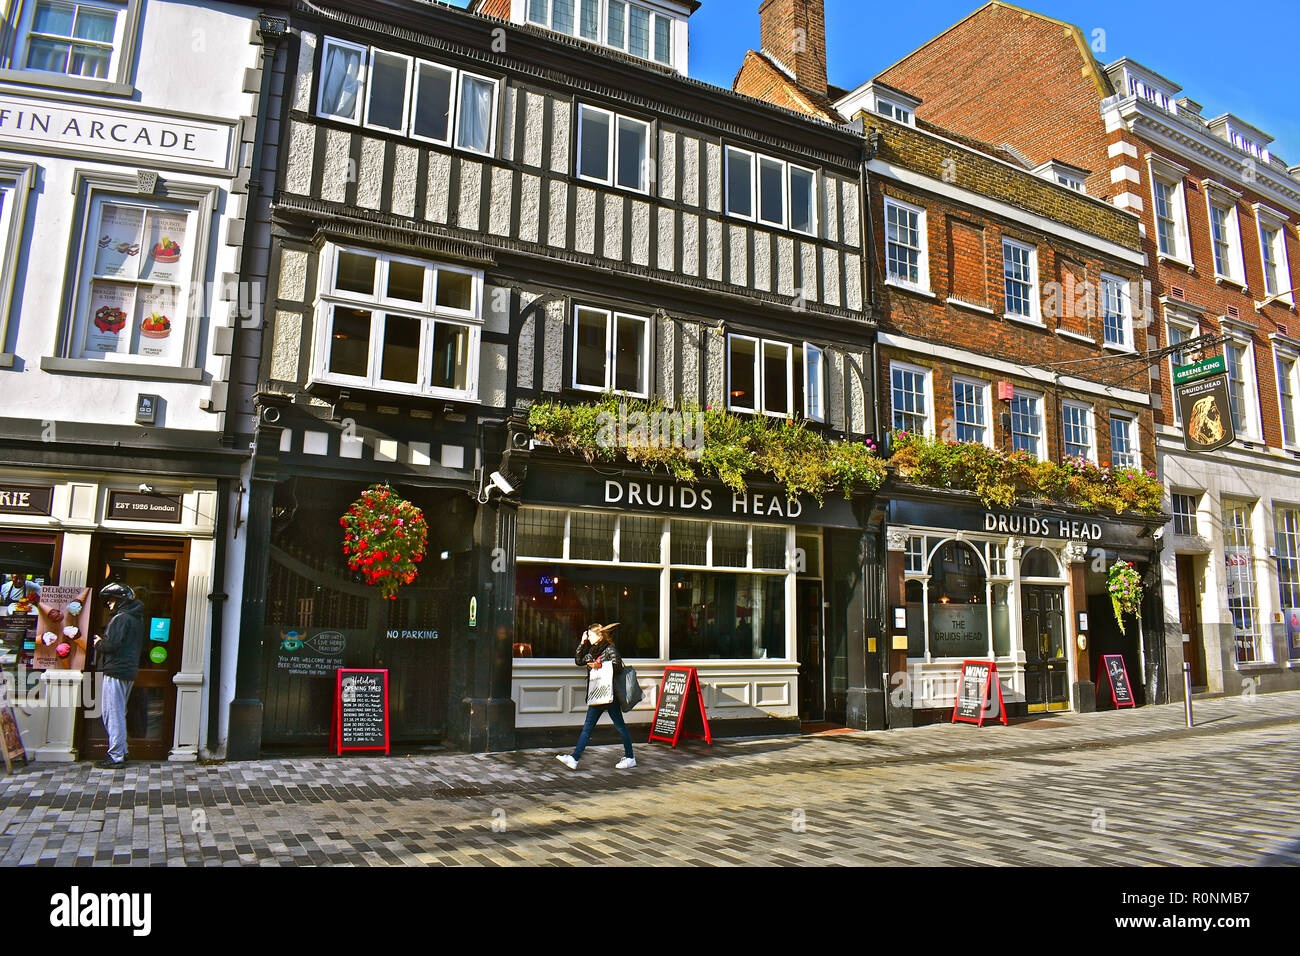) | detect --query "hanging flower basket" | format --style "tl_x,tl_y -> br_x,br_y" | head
1107,560 -> 1142,635
339,484 -> 428,600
